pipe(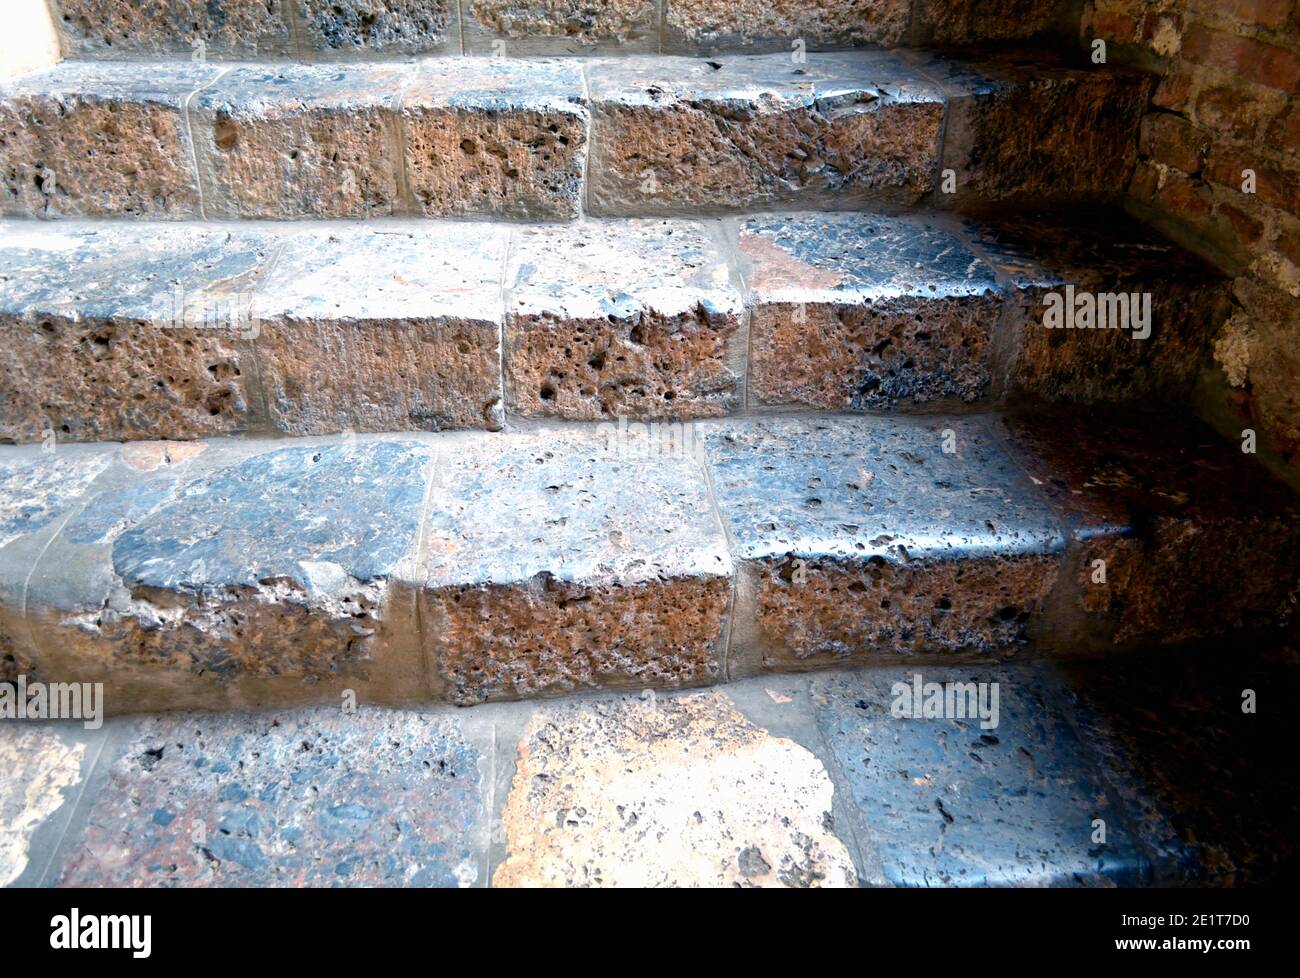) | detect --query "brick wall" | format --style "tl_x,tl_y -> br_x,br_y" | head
1082,1 -> 1300,477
